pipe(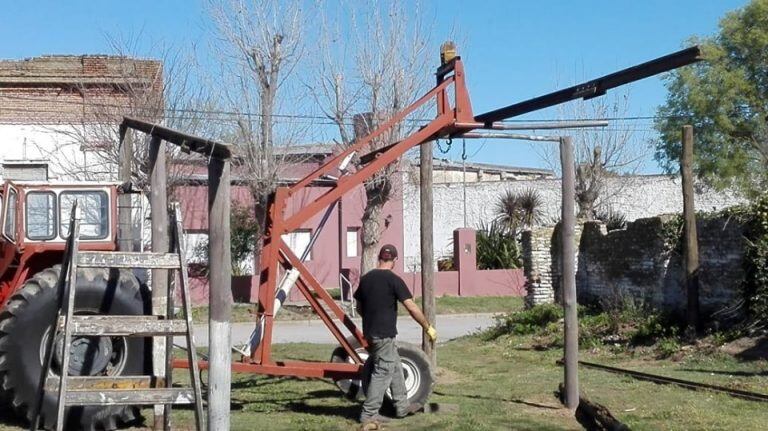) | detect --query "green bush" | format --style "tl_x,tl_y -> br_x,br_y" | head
744,195 -> 768,329
486,303 -> 562,339
487,298 -> 684,351
630,313 -> 679,345
656,337 -> 682,359
476,220 -> 522,270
